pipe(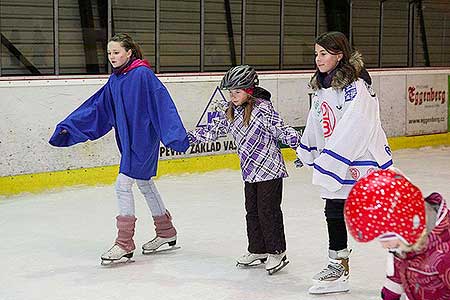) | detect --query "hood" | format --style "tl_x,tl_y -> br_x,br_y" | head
113,58 -> 151,75
421,193 -> 449,253
253,86 -> 271,101
310,50 -> 372,90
